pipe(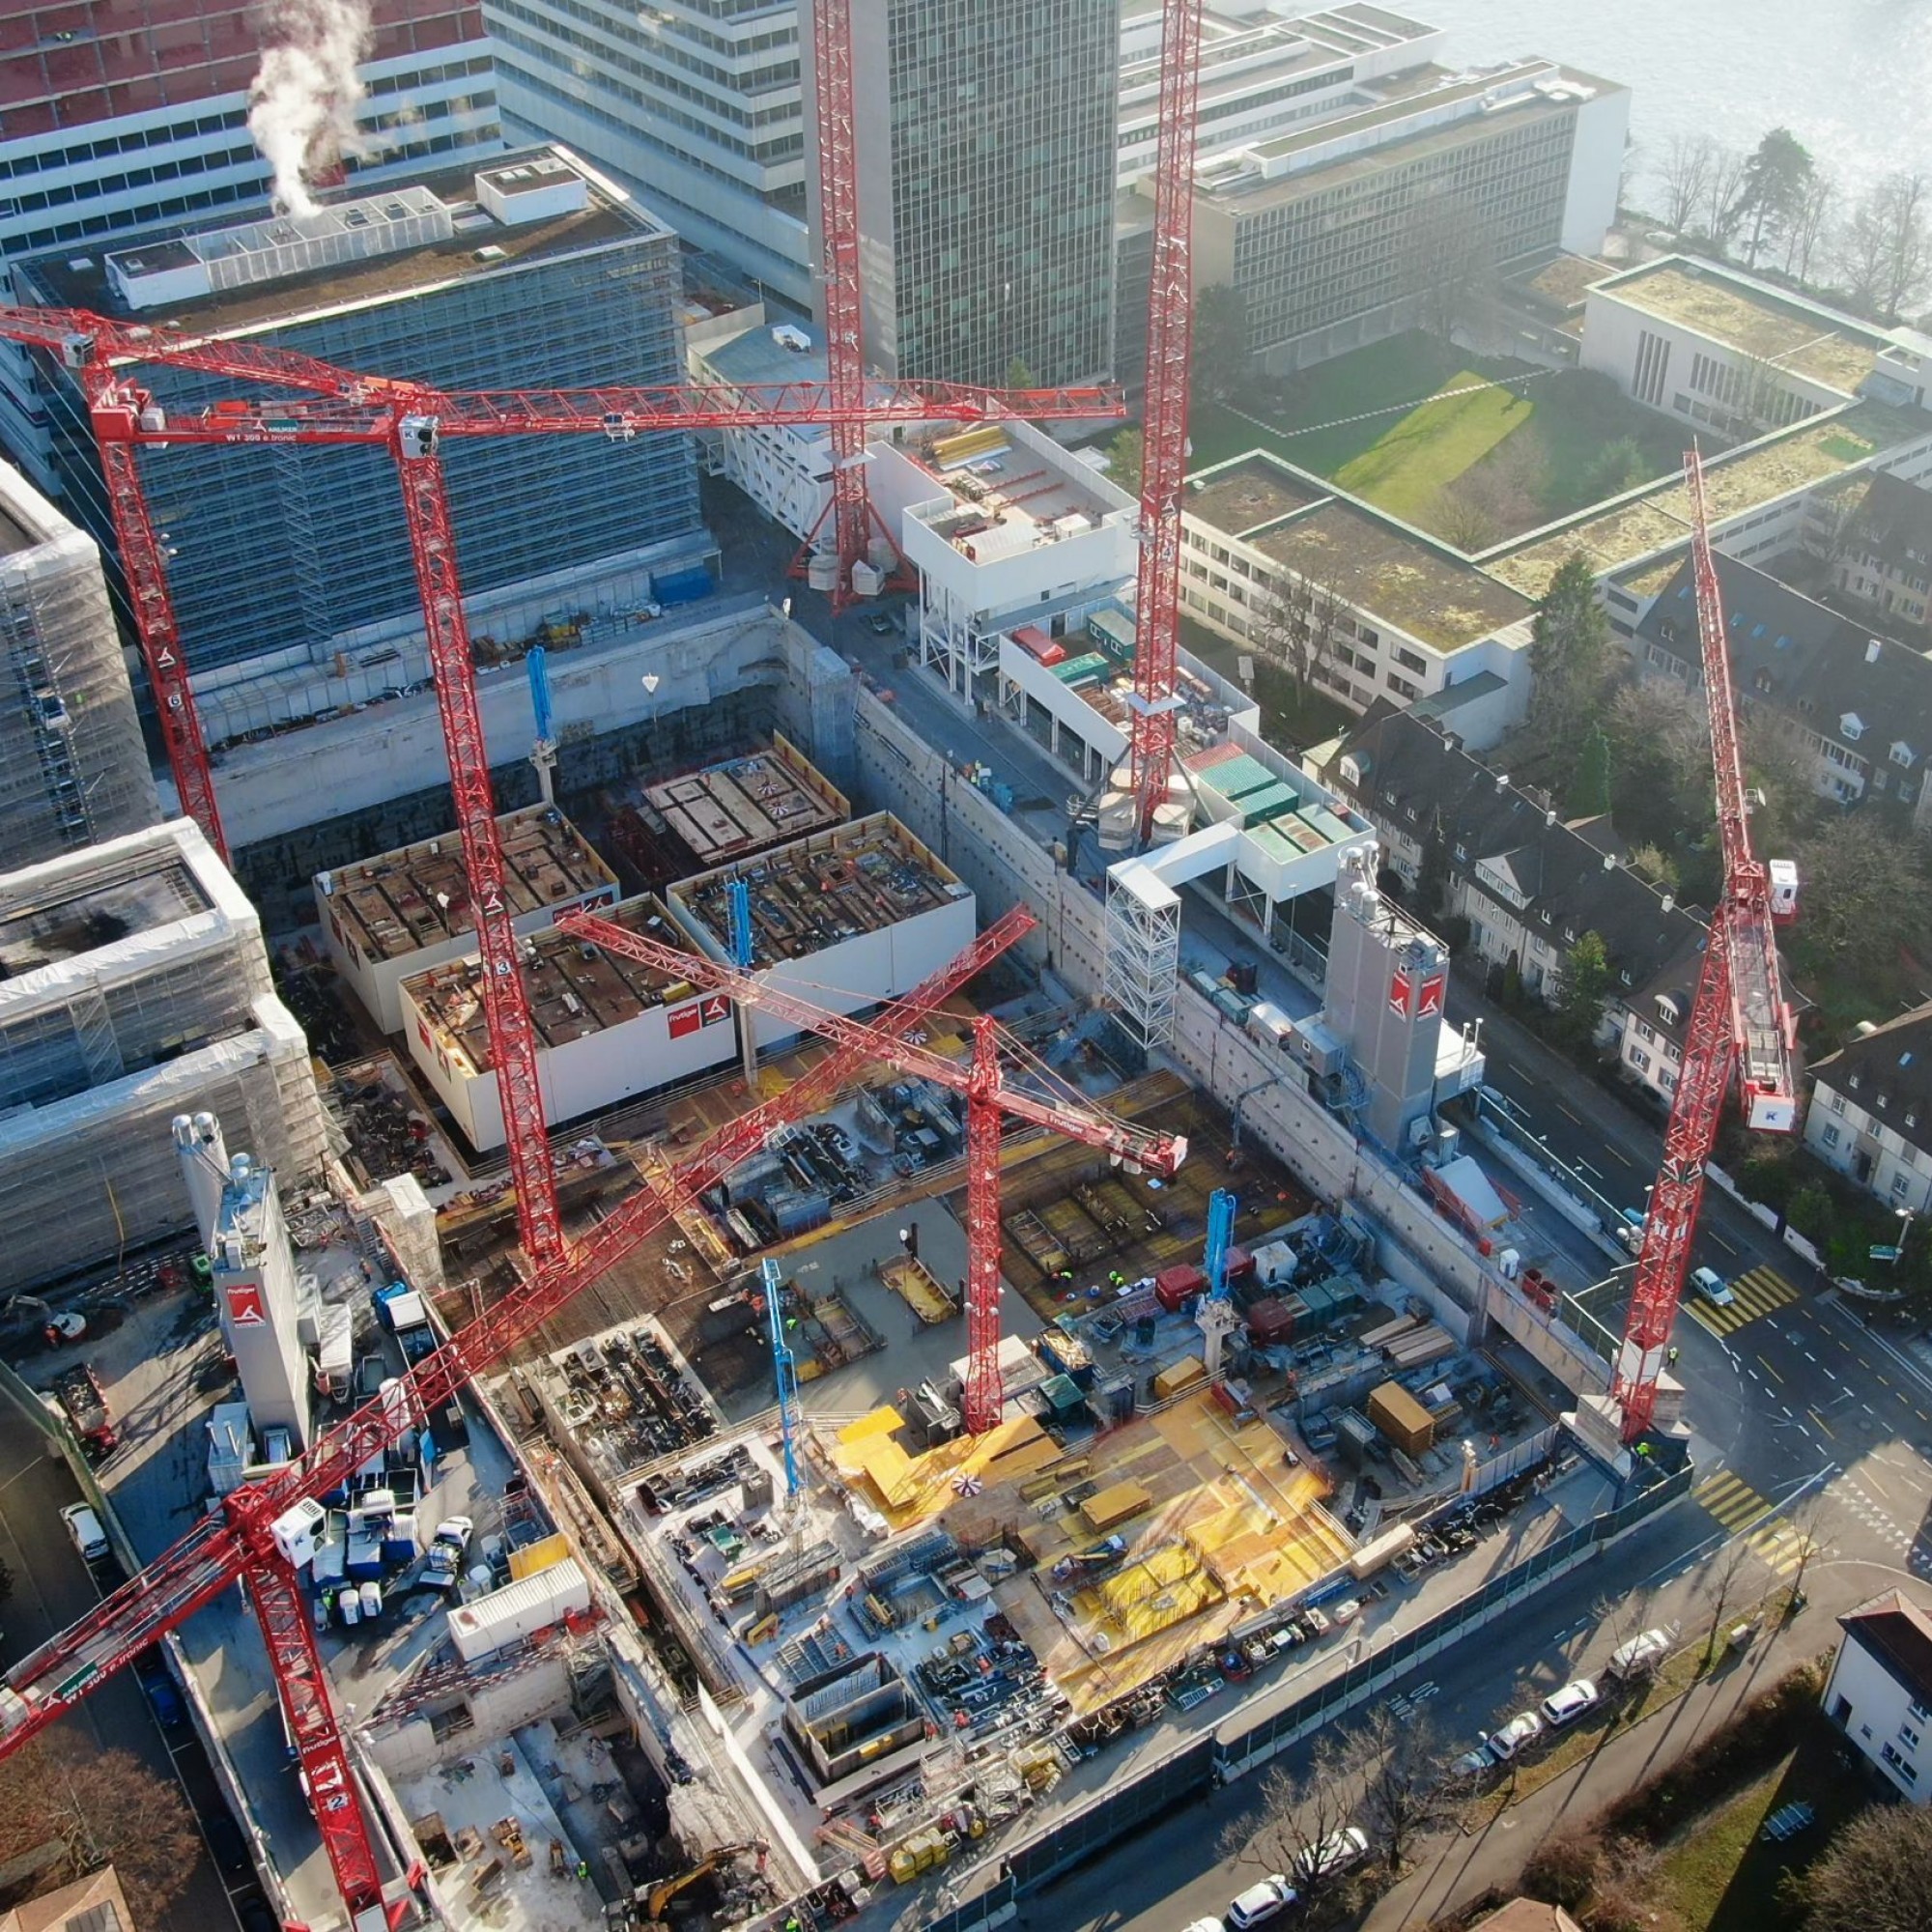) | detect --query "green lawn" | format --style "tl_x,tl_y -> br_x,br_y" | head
1656,1729 -> 1868,1932
1188,330 -> 1690,544
1332,374 -> 1534,525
